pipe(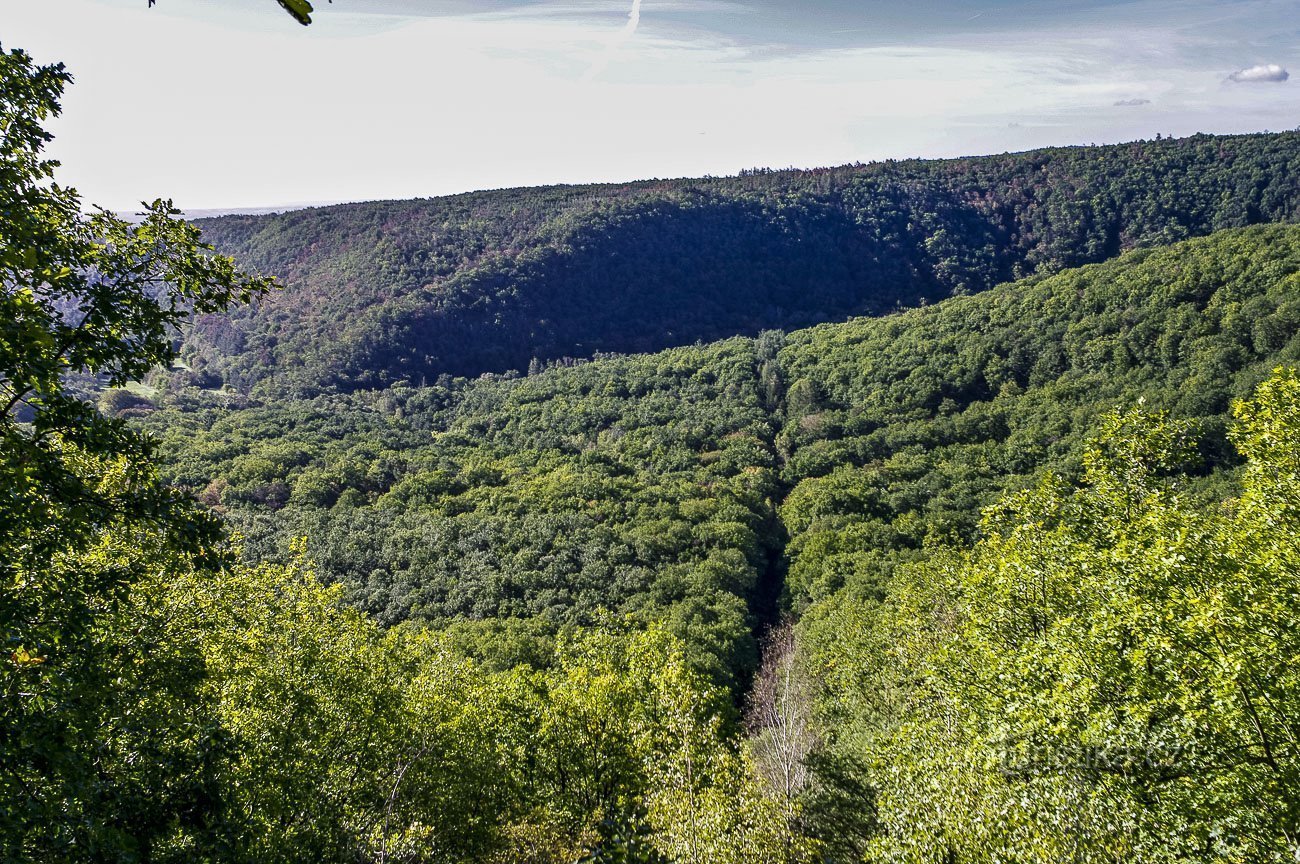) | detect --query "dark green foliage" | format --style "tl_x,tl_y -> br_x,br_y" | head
799,751 -> 878,862
580,807 -> 671,864
777,224 -> 1300,608
144,340 -> 784,683
188,132 -> 1300,394
147,224 -> 1300,697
